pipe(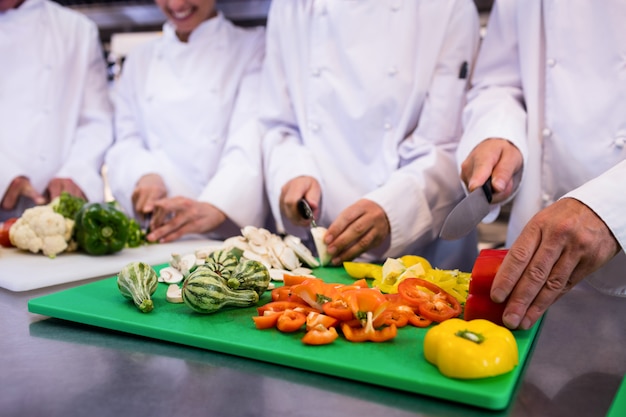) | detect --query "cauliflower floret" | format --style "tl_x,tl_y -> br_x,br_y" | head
9,206 -> 72,258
